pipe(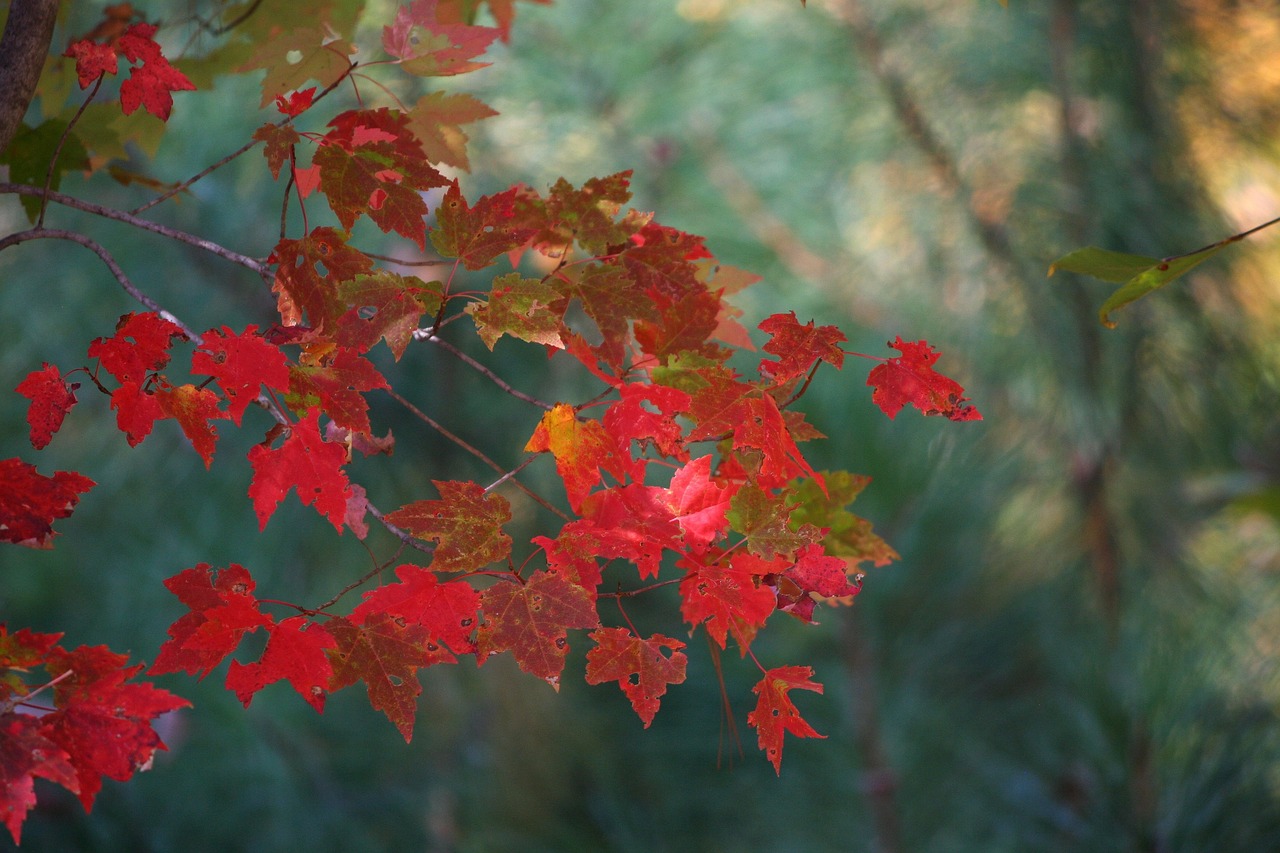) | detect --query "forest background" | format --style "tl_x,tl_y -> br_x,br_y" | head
5,0 -> 1280,851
